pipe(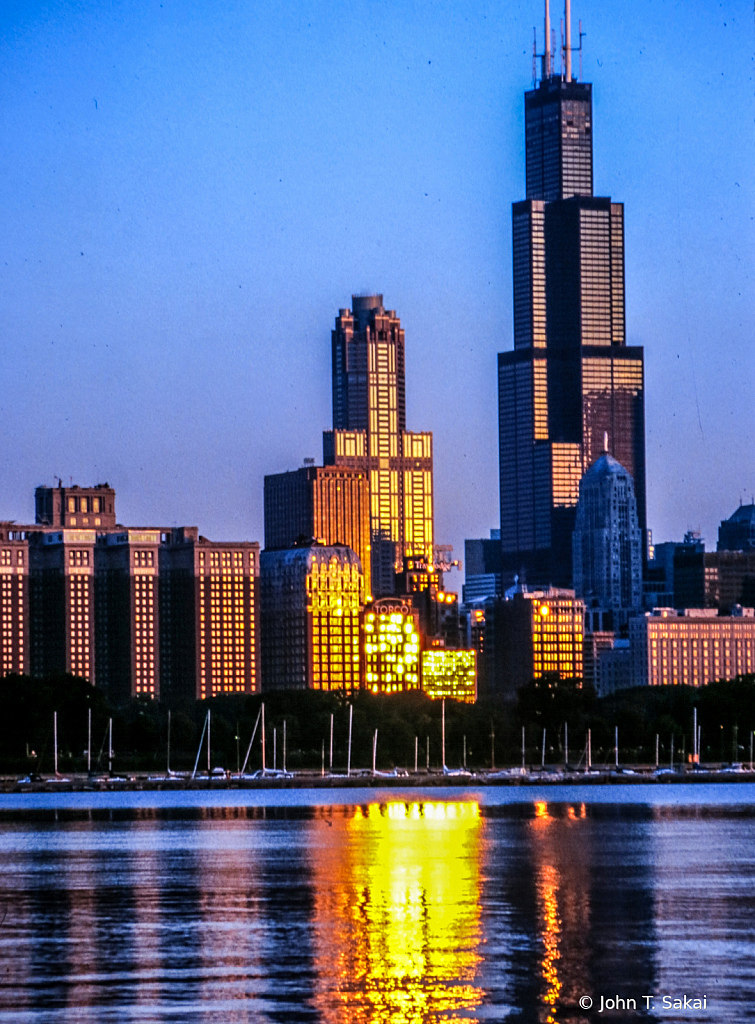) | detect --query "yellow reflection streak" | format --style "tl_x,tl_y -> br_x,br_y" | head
537,864 -> 562,1024
311,801 -> 483,1024
528,802 -> 592,1024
